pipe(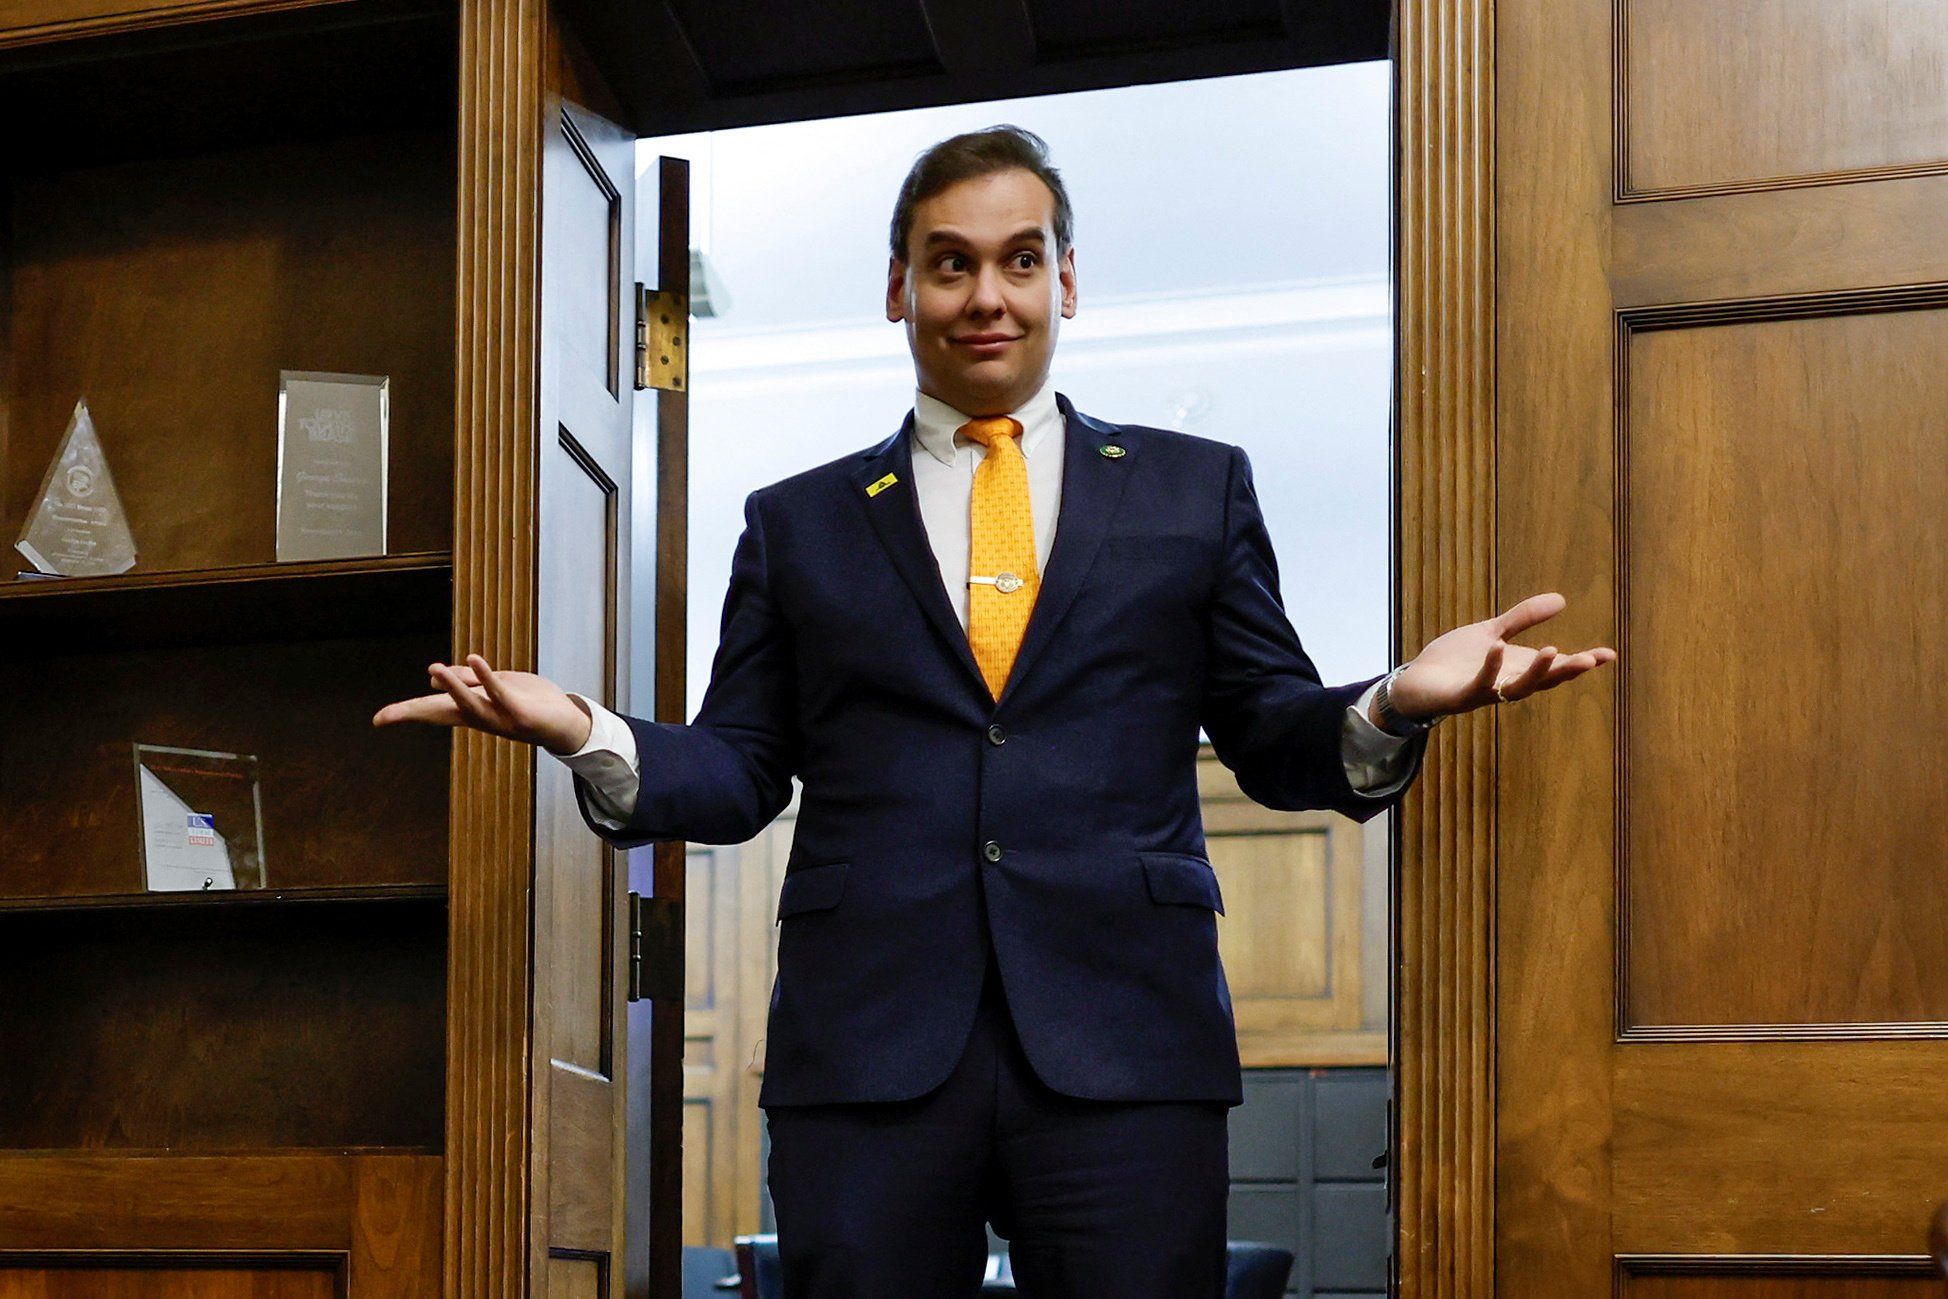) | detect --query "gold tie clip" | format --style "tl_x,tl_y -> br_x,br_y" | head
969,571 -> 1026,593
